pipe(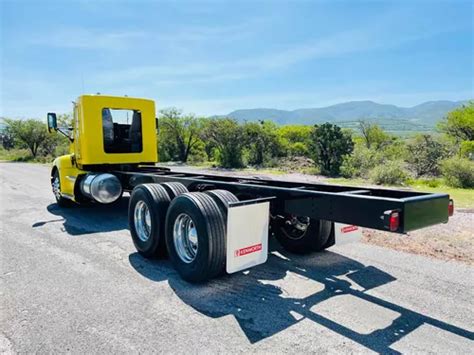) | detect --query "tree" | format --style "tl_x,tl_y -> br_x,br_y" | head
1,131 -> 14,149
41,132 -> 68,156
57,113 -> 74,128
158,108 -> 202,163
3,119 -> 49,157
438,102 -> 474,142
406,134 -> 450,177
358,121 -> 392,149
277,125 -> 312,156
244,120 -> 283,166
201,118 -> 246,168
310,123 -> 354,176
